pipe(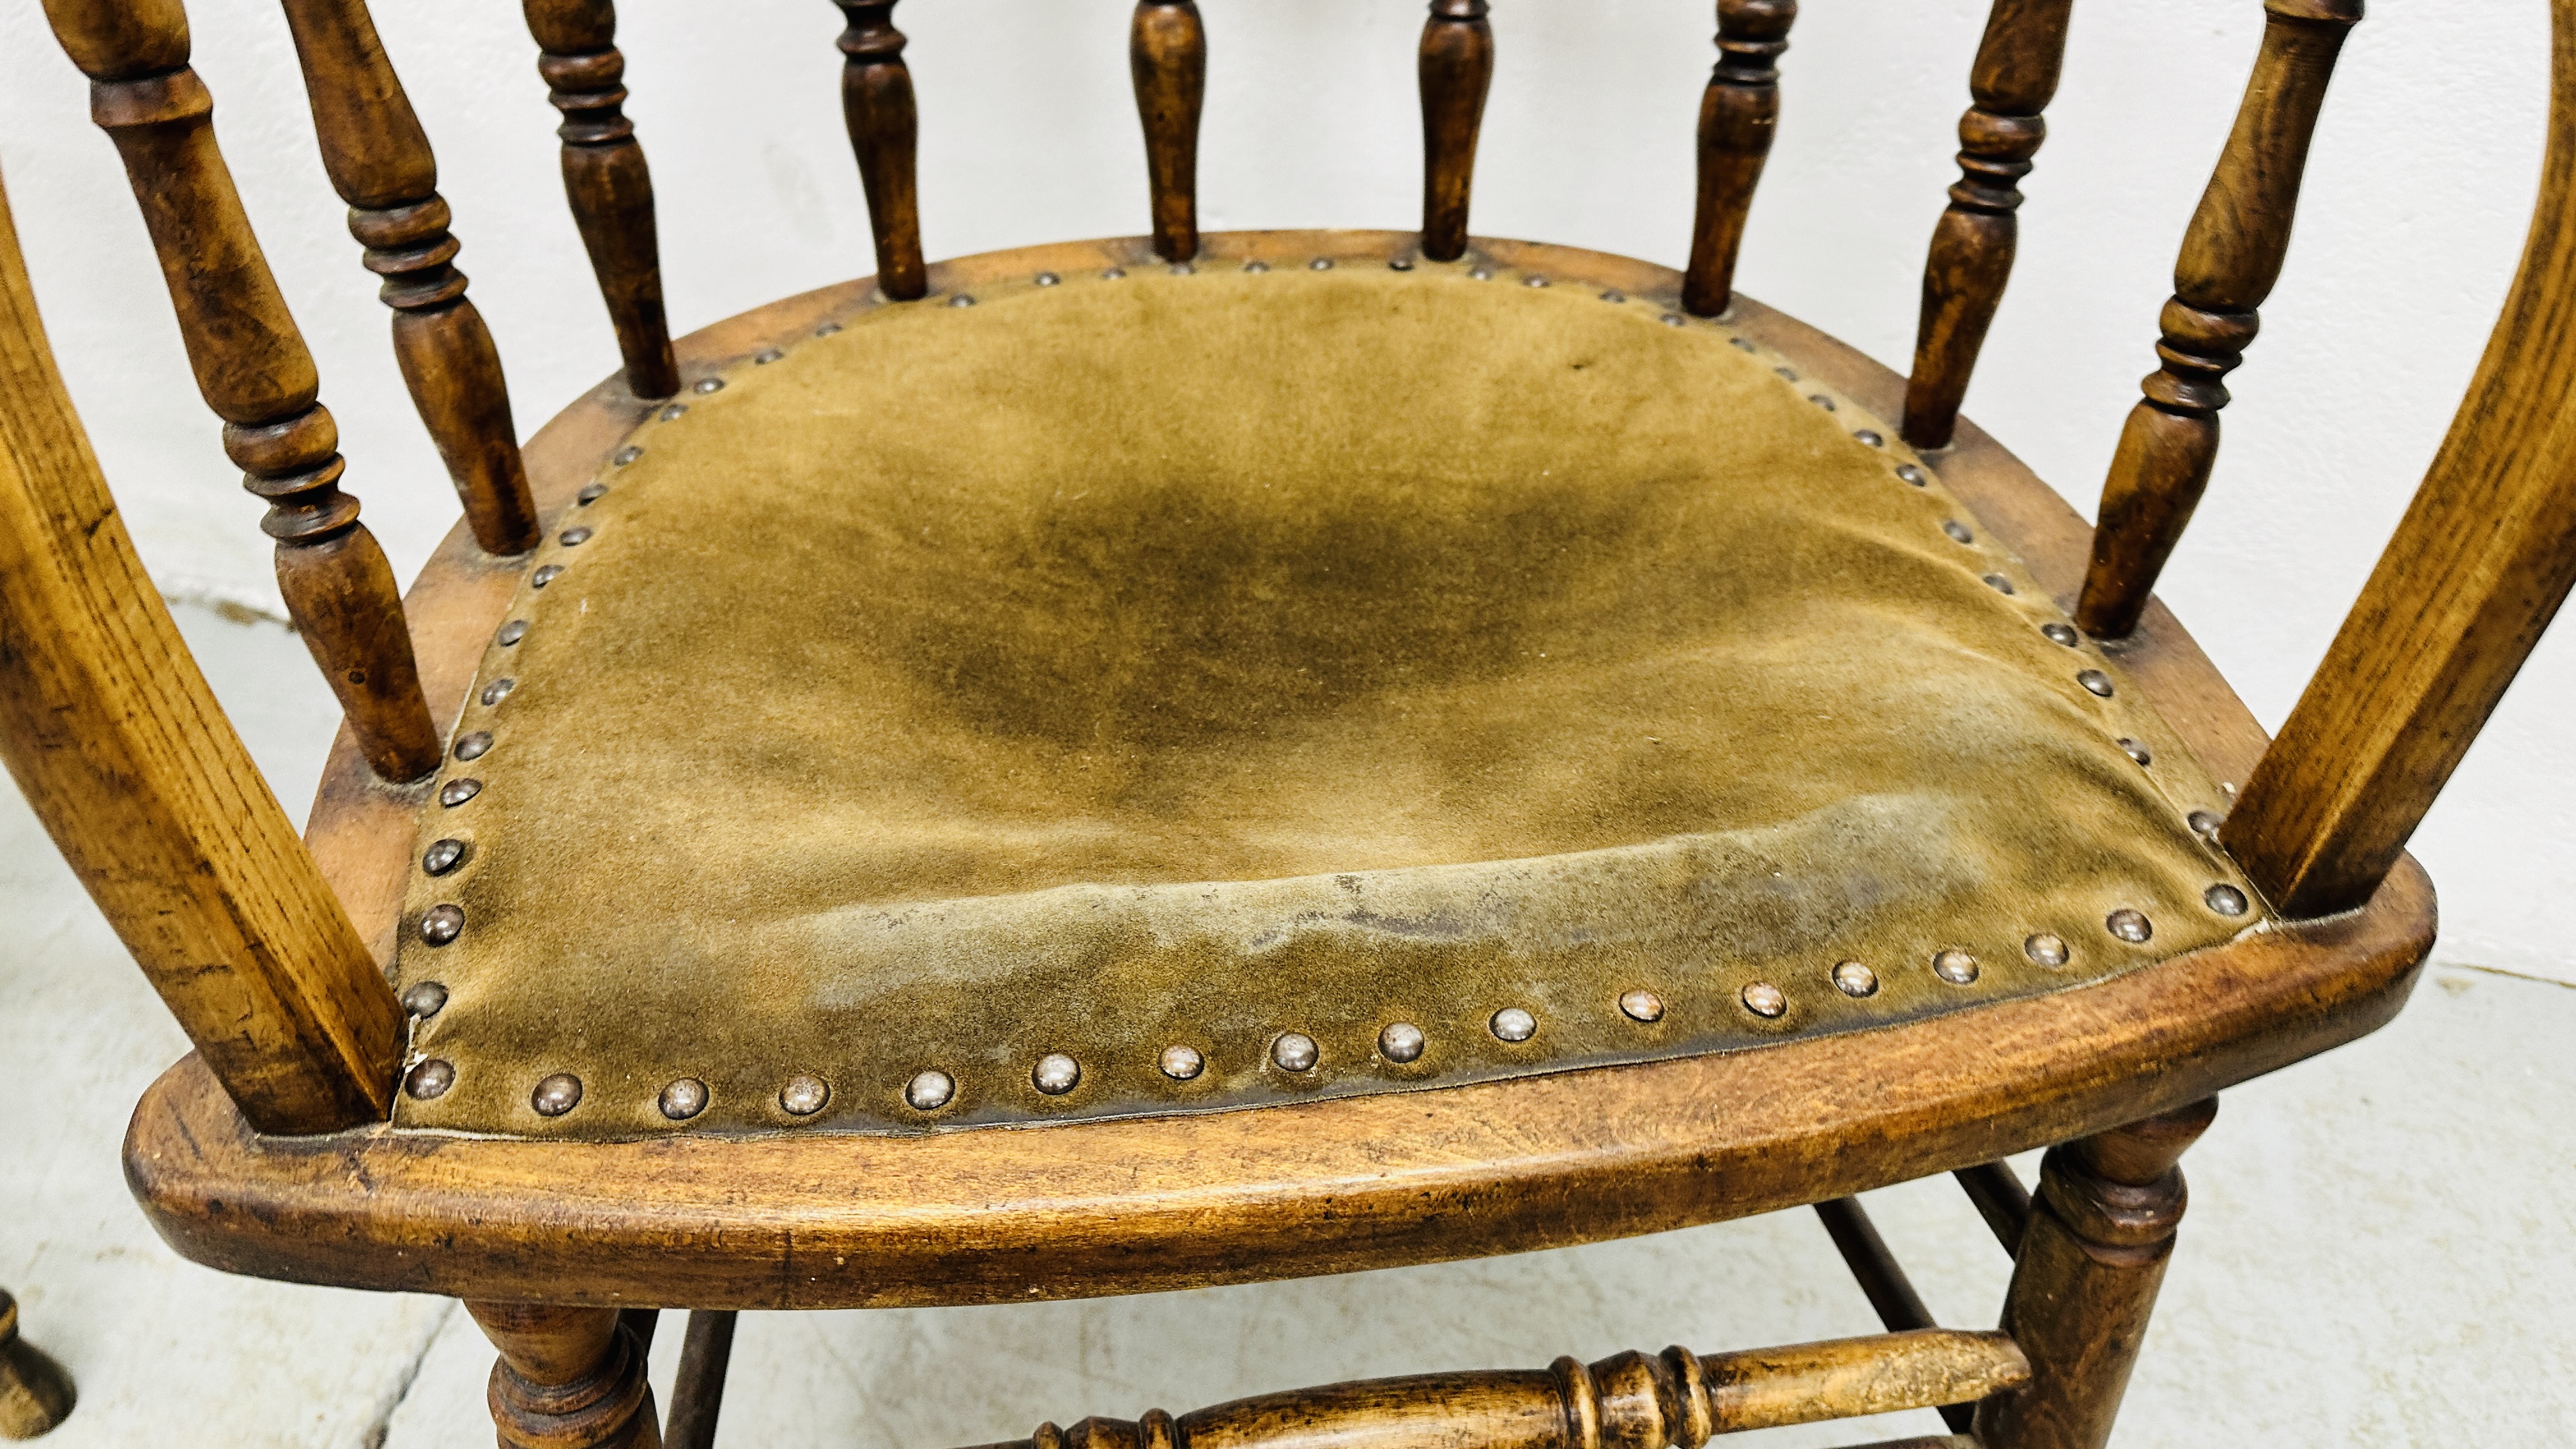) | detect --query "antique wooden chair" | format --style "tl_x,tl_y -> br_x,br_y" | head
6,0 -> 2569,1445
